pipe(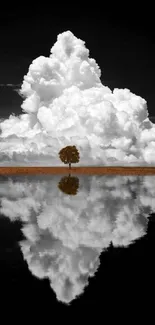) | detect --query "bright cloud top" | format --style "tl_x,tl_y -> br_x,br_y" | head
0,30 -> 155,165
0,174 -> 154,304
